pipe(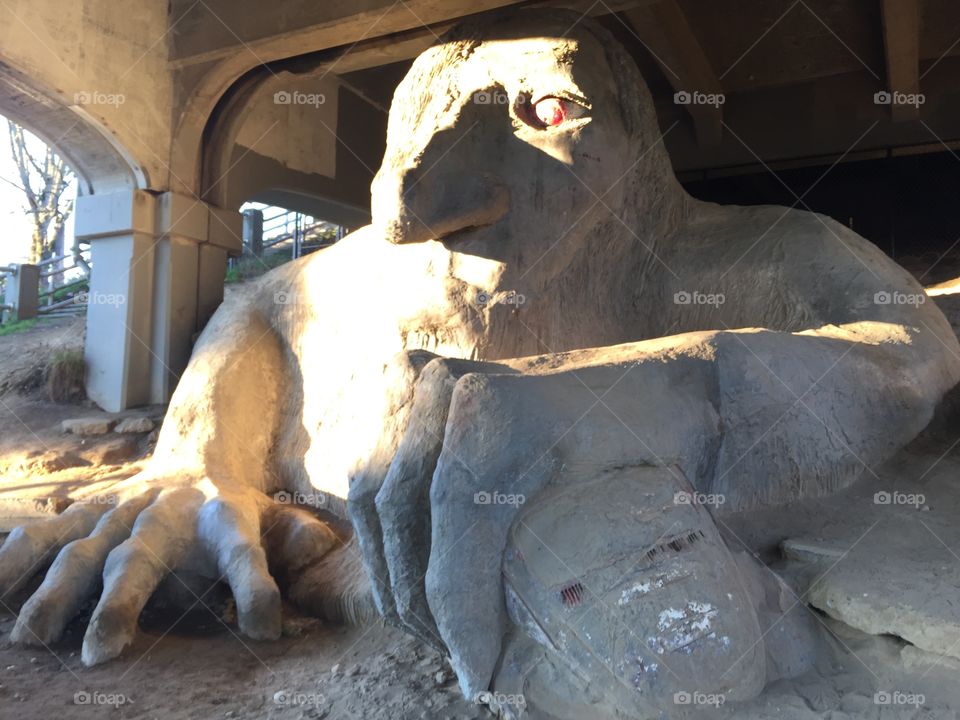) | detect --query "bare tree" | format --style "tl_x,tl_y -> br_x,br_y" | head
7,120 -> 74,265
